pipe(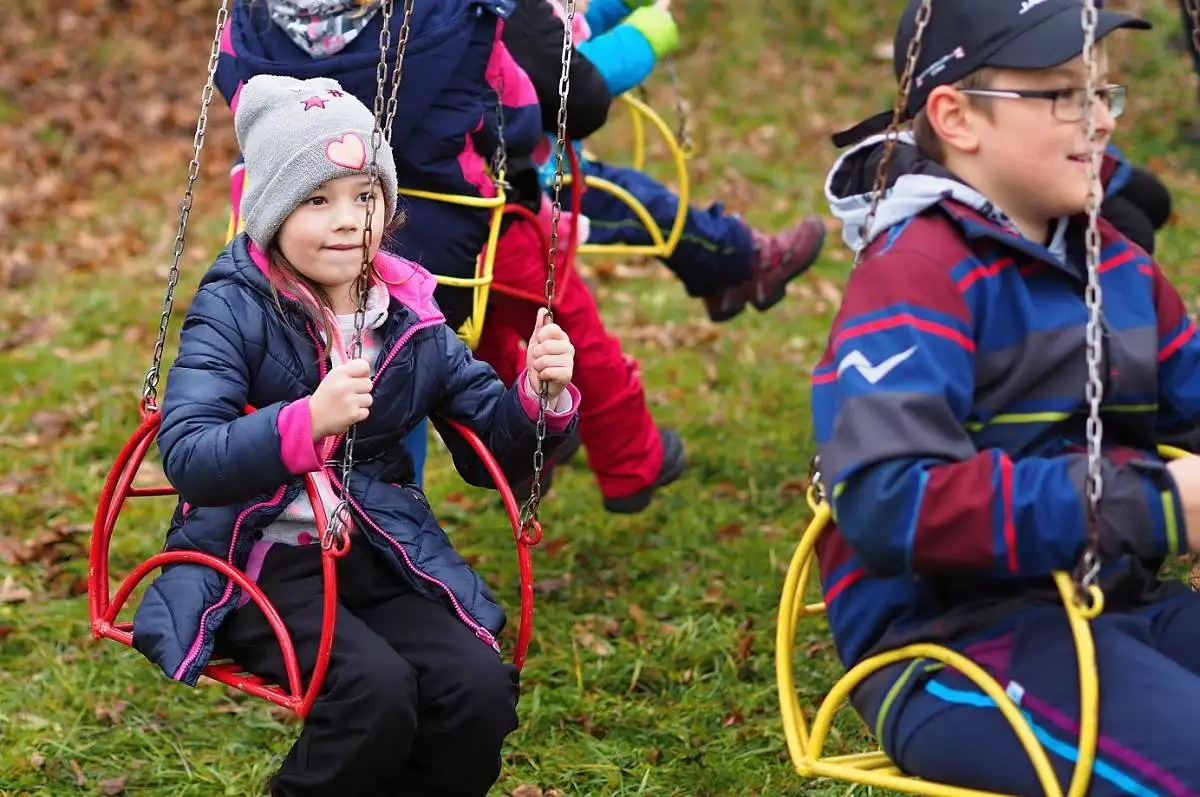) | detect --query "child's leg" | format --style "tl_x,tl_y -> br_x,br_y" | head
575,159 -> 826,323
217,544 -> 424,796
1143,590 -> 1200,675
576,159 -> 754,296
855,608 -> 1200,794
482,216 -> 684,511
351,591 -> 519,796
